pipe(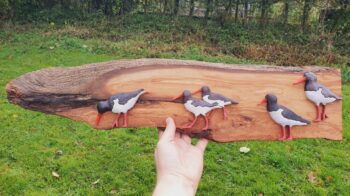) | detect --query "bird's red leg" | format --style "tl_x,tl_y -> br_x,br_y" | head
278,126 -> 286,141
112,114 -> 120,128
122,113 -> 128,127
314,105 -> 322,122
222,107 -> 228,120
285,126 -> 293,140
183,115 -> 198,129
321,104 -> 328,120
202,115 -> 209,130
